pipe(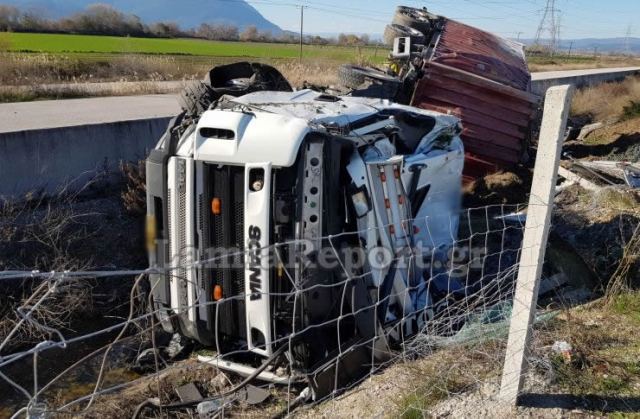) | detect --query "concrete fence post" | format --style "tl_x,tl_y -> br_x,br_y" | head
499,84 -> 575,404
